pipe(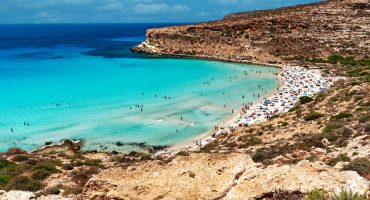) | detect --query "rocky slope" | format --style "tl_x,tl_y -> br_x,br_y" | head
84,153 -> 368,200
133,0 -> 370,67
